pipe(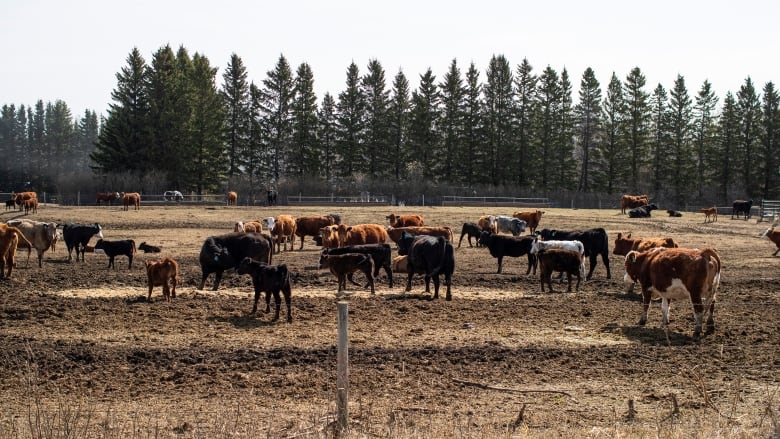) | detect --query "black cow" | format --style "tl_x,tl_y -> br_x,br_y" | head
628,203 -> 658,218
537,228 -> 611,280
267,190 -> 278,206
5,199 -> 15,210
320,243 -> 393,288
198,232 -> 273,291
458,222 -> 482,248
236,258 -> 292,322
138,242 -> 161,253
397,232 -> 454,300
666,209 -> 683,217
478,232 -> 536,274
94,239 -> 136,269
62,223 -> 103,262
731,199 -> 753,219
